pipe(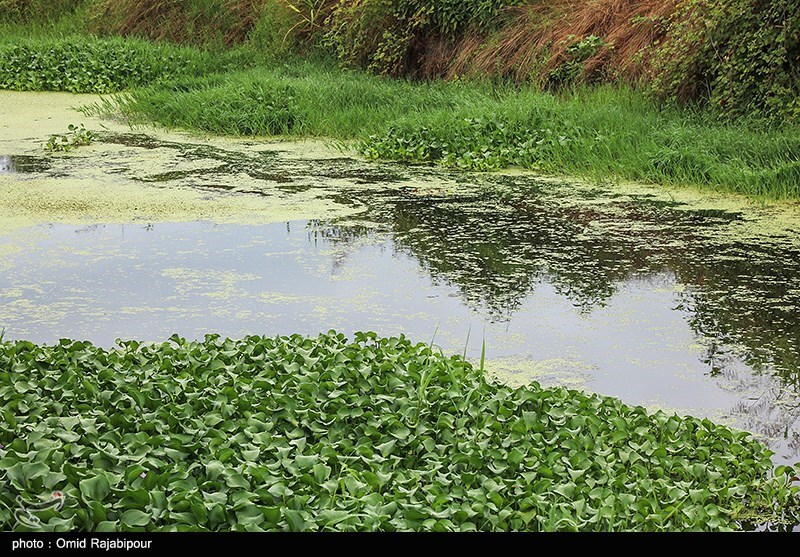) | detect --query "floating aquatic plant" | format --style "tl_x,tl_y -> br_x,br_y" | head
45,124 -> 96,152
0,331 -> 797,531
